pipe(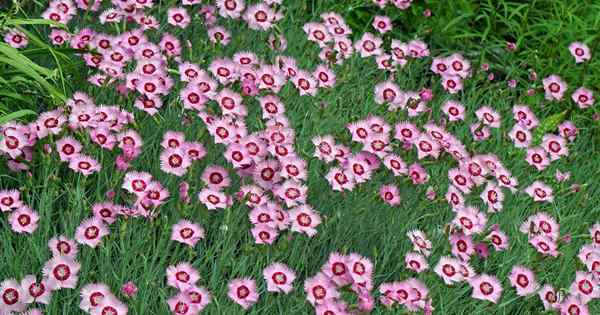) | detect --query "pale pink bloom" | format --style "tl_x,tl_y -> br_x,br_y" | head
374,81 -> 403,106
434,256 -> 463,284
68,154 -> 101,176
415,134 -> 441,159
450,233 -> 474,261
559,121 -> 578,142
250,224 -> 278,244
448,168 -> 474,194
509,266 -> 538,296
160,148 -> 191,176
166,292 -> 194,315
8,206 -> 38,234
571,86 -> 595,109
312,135 -> 336,162
209,58 -> 238,85
279,155 -> 307,181
373,0 -> 387,8
0,189 -> 22,212
263,263 -> 296,294
394,121 -> 420,144
383,154 -> 407,176
372,15 -> 392,33
325,167 -> 355,191
49,29 -> 71,45
216,0 -> 245,18
538,284 -> 562,310
569,42 -> 591,63
509,124 -> 532,148
171,220 -> 204,247
79,283 -> 111,312
475,106 -> 501,128
293,70 -> 318,96
228,278 -> 259,310
442,100 -> 465,121
405,252 -> 429,273
453,206 -> 487,236
529,234 -> 559,257
288,205 -> 321,237
441,75 -> 463,94
542,75 -> 567,101
43,256 -> 81,289
480,182 -> 504,212
560,295 -> 589,315
407,230 -> 432,257
542,134 -> 568,160
198,188 -> 229,210
256,65 -> 285,92
48,235 -> 78,258
347,253 -> 373,284
21,275 -> 53,305
408,163 -> 429,185
407,39 -> 429,58
570,271 -> 599,303
207,26 -> 231,45
201,165 -> 231,189
0,279 -> 26,313
525,147 -> 550,171
313,64 -> 336,88
321,252 -> 352,287
486,229 -> 509,251
304,272 -> 339,306
524,181 -> 554,203
166,262 -> 200,291
90,294 -> 128,315
354,32 -> 383,57
303,22 -> 331,46
244,3 -> 280,30
380,184 -> 401,206
185,285 -> 211,312
167,7 -> 190,28
445,185 -> 465,209
469,274 -> 503,303
446,53 -> 471,78
4,29 -> 28,48
161,131 -> 186,149
75,217 -> 109,248
512,105 -> 539,129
